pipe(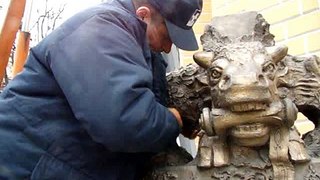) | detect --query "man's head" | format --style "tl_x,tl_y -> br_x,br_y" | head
133,0 -> 203,53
